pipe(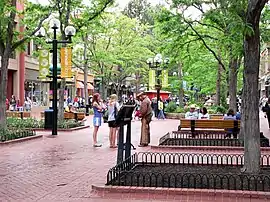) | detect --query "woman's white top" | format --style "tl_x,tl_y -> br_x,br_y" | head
199,113 -> 210,119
